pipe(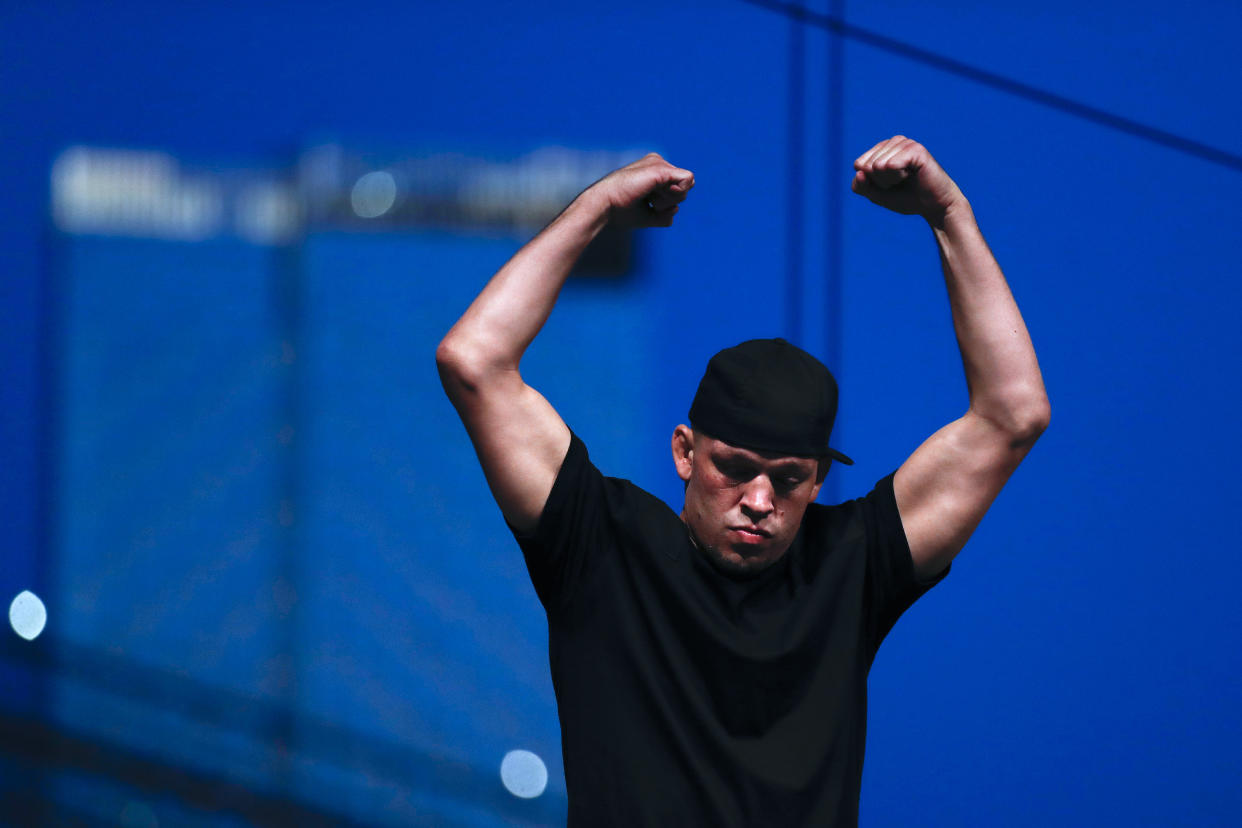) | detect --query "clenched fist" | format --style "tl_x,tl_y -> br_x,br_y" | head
589,153 -> 695,228
851,136 -> 964,222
